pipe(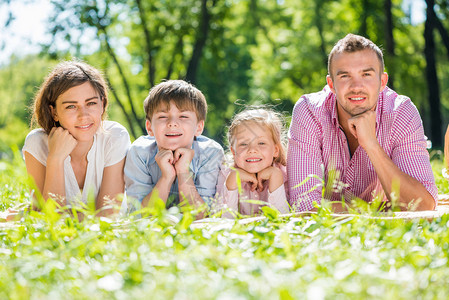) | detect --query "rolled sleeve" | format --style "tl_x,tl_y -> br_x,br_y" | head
22,129 -> 48,166
267,184 -> 289,213
391,101 -> 438,205
104,122 -> 131,167
194,142 -> 224,206
215,167 -> 239,218
124,143 -> 156,209
287,98 -> 324,212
